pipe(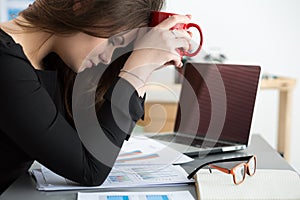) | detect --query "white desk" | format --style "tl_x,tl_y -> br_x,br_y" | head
0,135 -> 295,200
